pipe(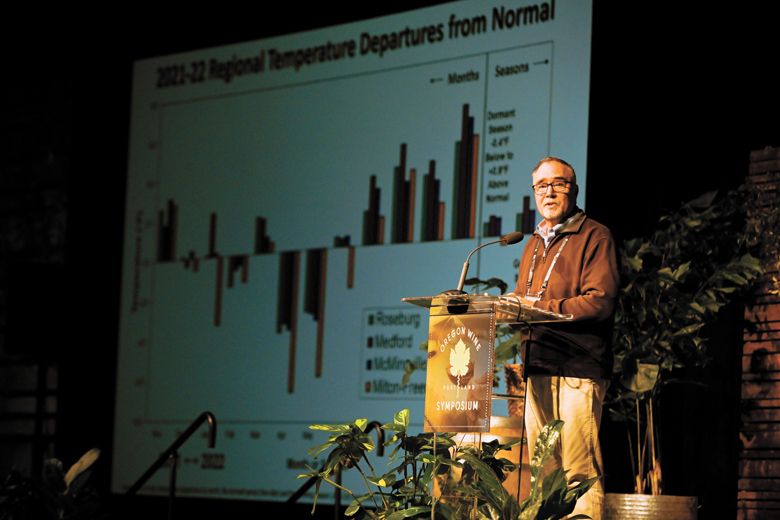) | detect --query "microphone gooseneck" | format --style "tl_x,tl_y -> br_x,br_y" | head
455,231 -> 524,292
